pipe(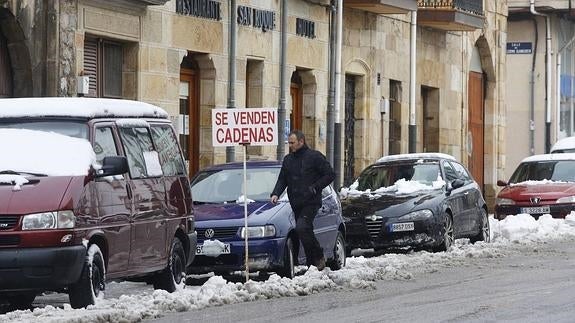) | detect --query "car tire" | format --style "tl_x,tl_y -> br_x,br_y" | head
470,208 -> 490,243
5,292 -> 36,310
154,238 -> 186,293
279,237 -> 295,279
434,213 -> 454,252
327,231 -> 346,270
69,244 -> 106,309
